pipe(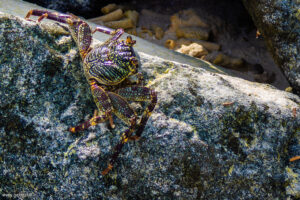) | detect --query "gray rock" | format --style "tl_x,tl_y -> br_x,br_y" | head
0,12 -> 299,199
242,0 -> 300,95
